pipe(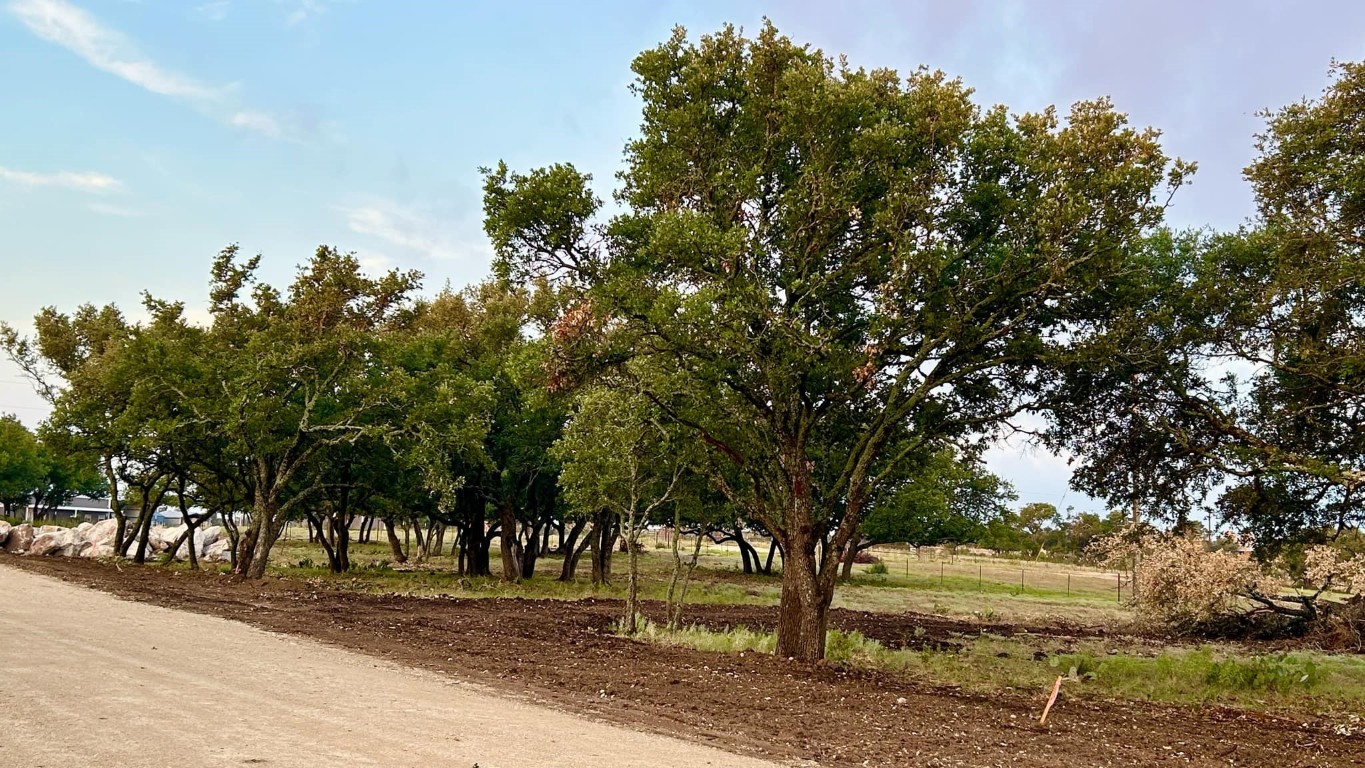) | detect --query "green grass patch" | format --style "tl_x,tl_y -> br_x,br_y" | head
626,622 -> 1365,715
263,534 -> 1135,624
